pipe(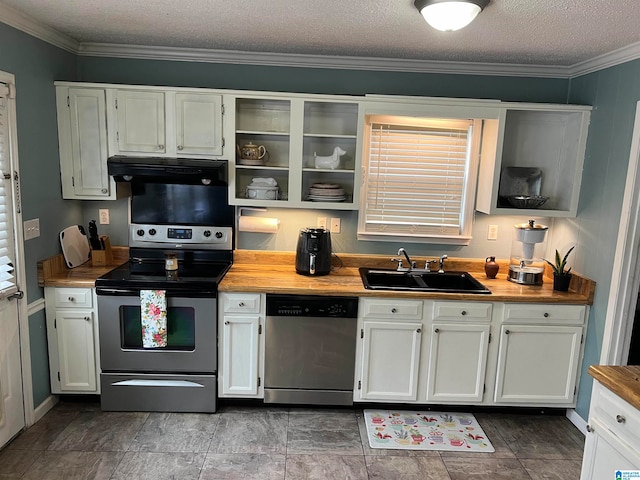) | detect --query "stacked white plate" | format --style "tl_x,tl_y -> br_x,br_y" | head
308,183 -> 346,202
